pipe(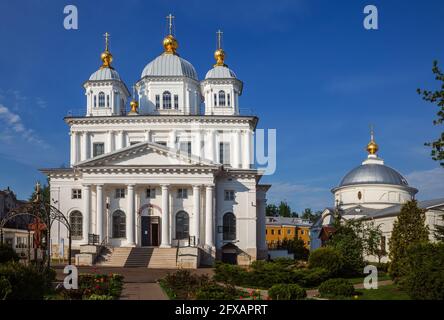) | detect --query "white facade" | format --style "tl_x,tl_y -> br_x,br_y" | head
42,28 -> 269,266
